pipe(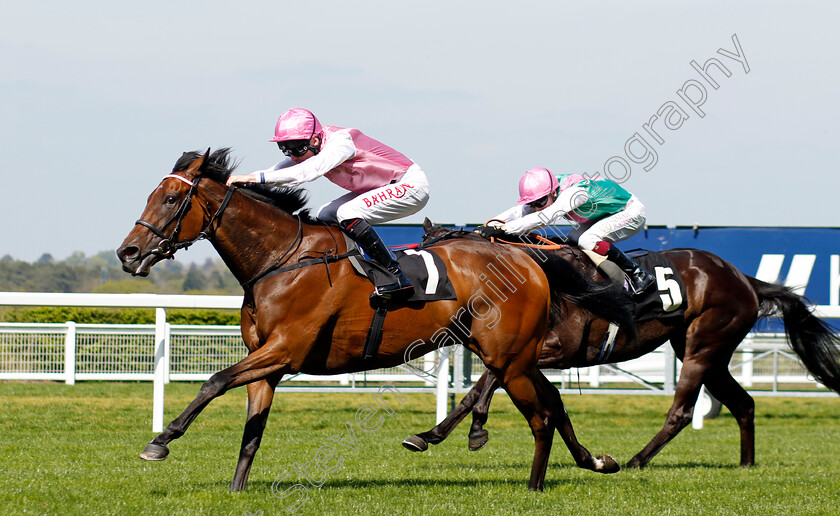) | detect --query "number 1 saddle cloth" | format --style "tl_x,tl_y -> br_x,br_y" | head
344,239 -> 457,303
